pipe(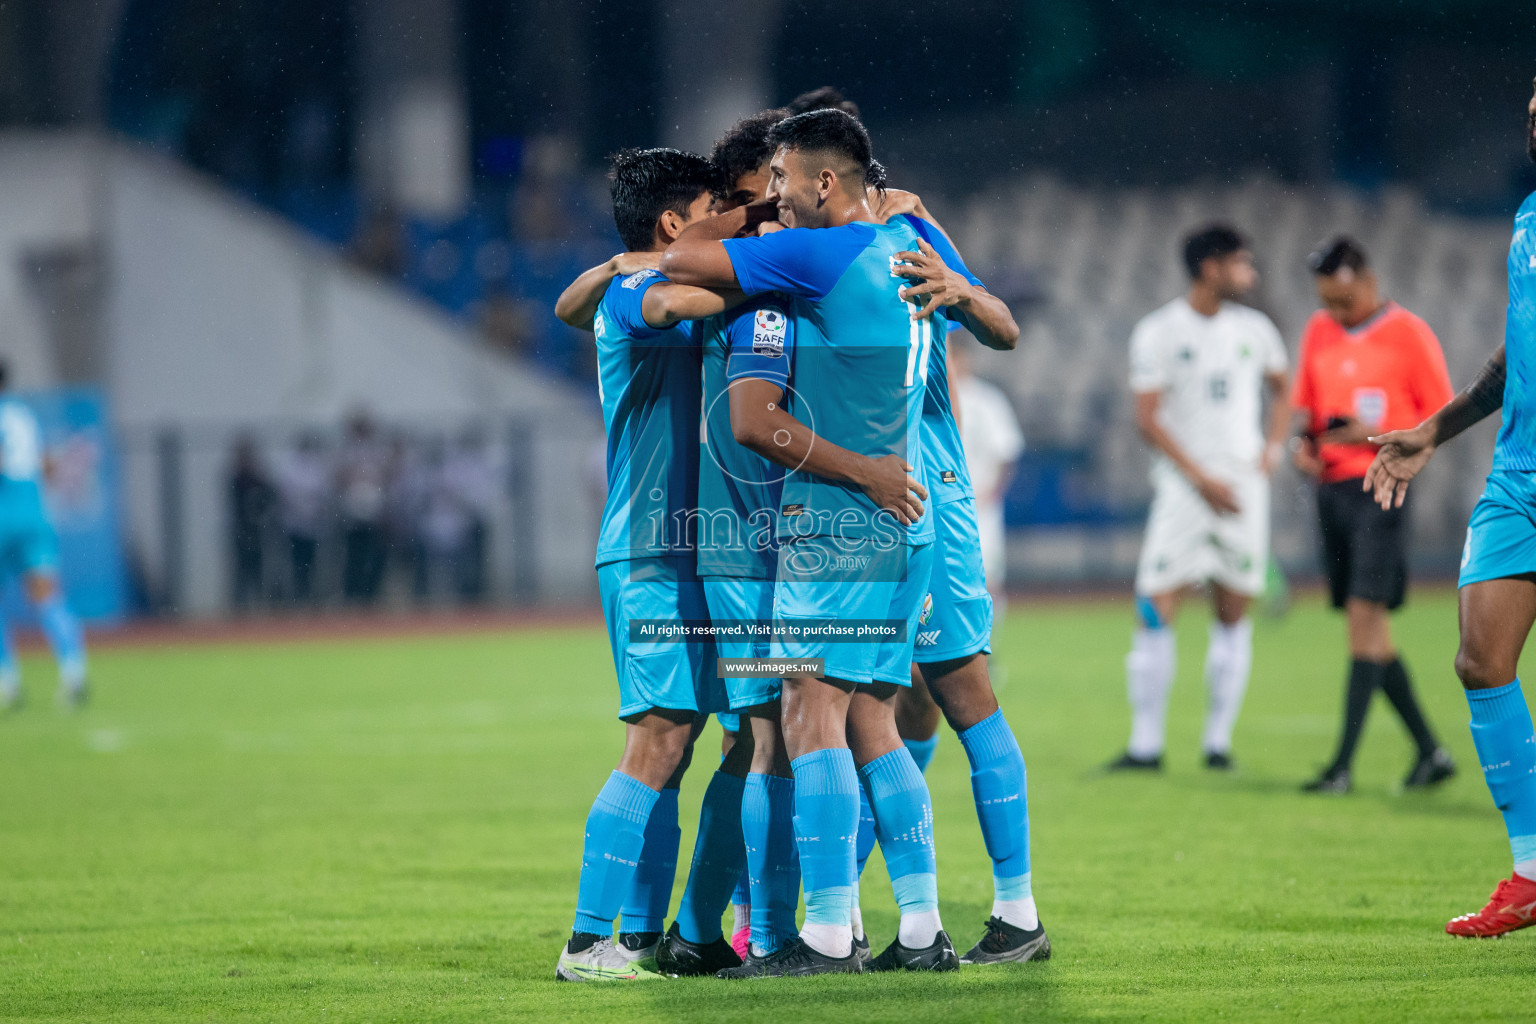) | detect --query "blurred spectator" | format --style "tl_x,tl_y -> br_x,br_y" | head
479,287 -> 536,358
350,206 -> 407,278
229,435 -> 276,611
384,434 -> 432,601
337,412 -> 390,605
274,432 -> 330,605
444,428 -> 498,602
